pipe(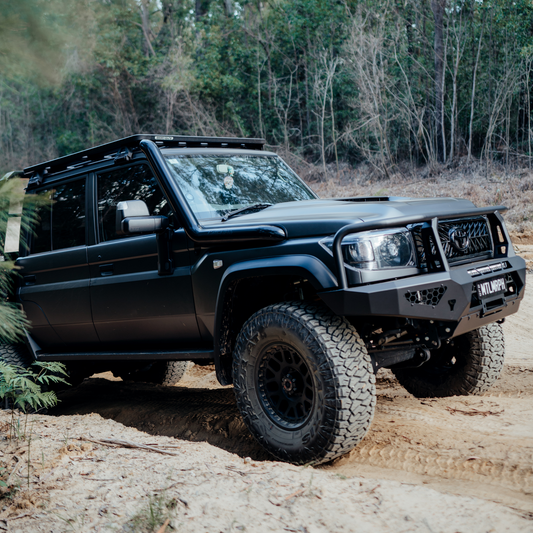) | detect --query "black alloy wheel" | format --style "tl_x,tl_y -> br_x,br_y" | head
257,343 -> 314,429
233,301 -> 375,465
